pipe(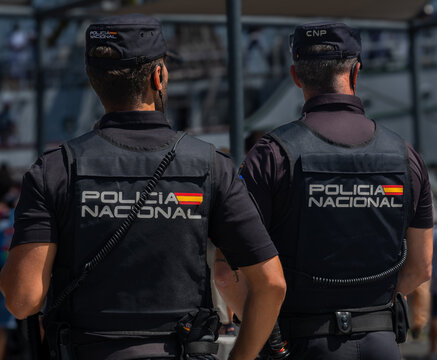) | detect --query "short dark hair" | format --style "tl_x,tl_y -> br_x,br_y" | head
86,46 -> 163,107
294,45 -> 357,93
